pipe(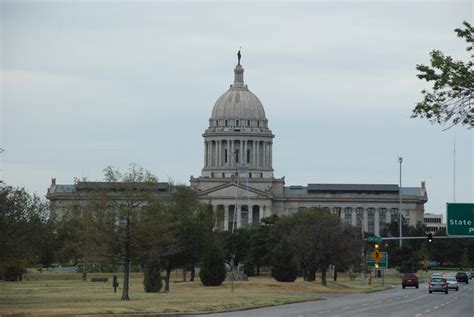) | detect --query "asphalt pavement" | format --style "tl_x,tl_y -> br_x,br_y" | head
185,277 -> 473,317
